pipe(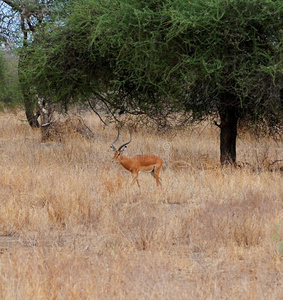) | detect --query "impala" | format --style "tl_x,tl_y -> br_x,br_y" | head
111,131 -> 163,187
